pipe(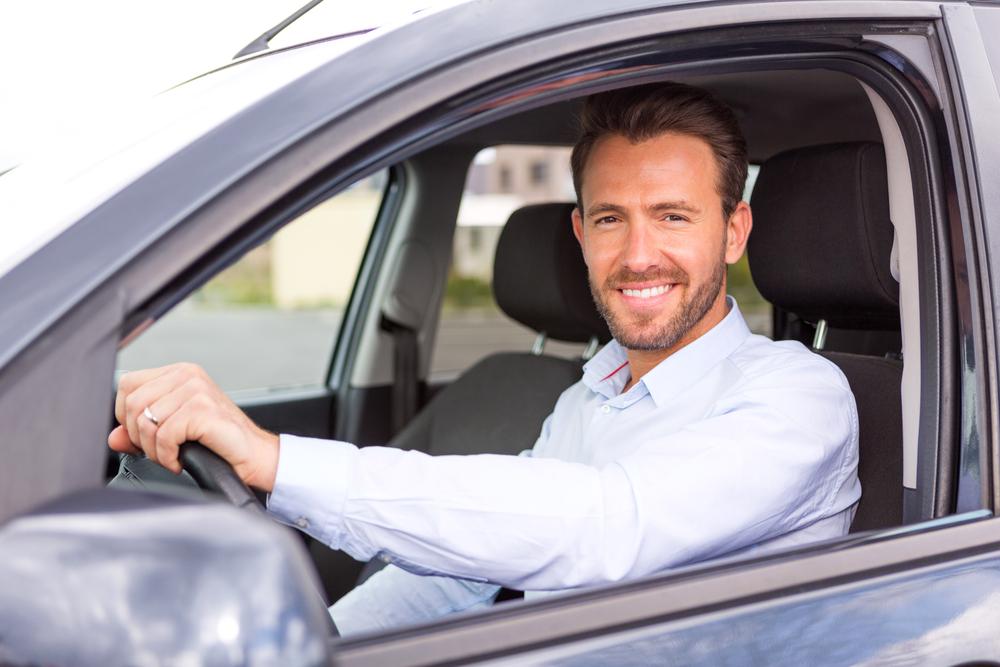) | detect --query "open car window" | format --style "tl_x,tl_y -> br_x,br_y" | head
429,146 -> 587,384
117,171 -> 387,394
